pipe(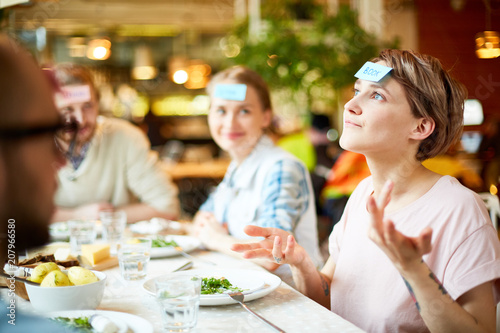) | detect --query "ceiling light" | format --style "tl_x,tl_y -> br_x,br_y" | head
131,45 -> 158,80
86,39 -> 111,60
475,31 -> 500,59
173,70 -> 189,84
476,0 -> 500,59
